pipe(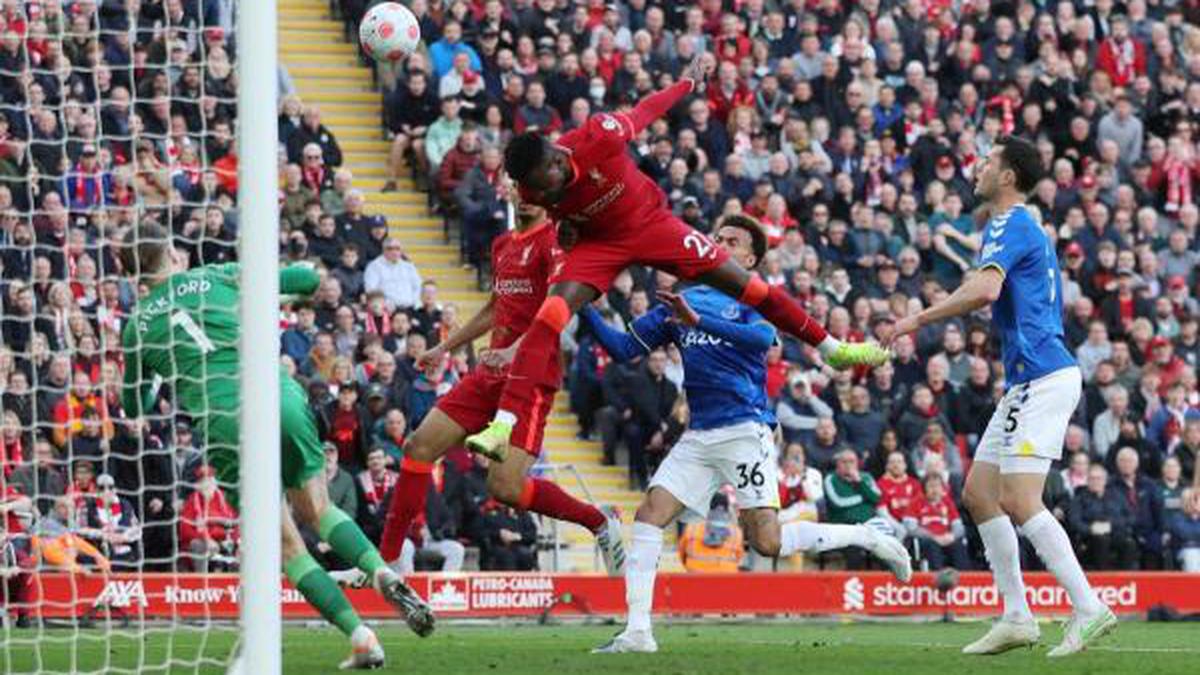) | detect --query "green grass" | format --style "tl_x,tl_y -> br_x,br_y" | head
4,621 -> 1198,674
